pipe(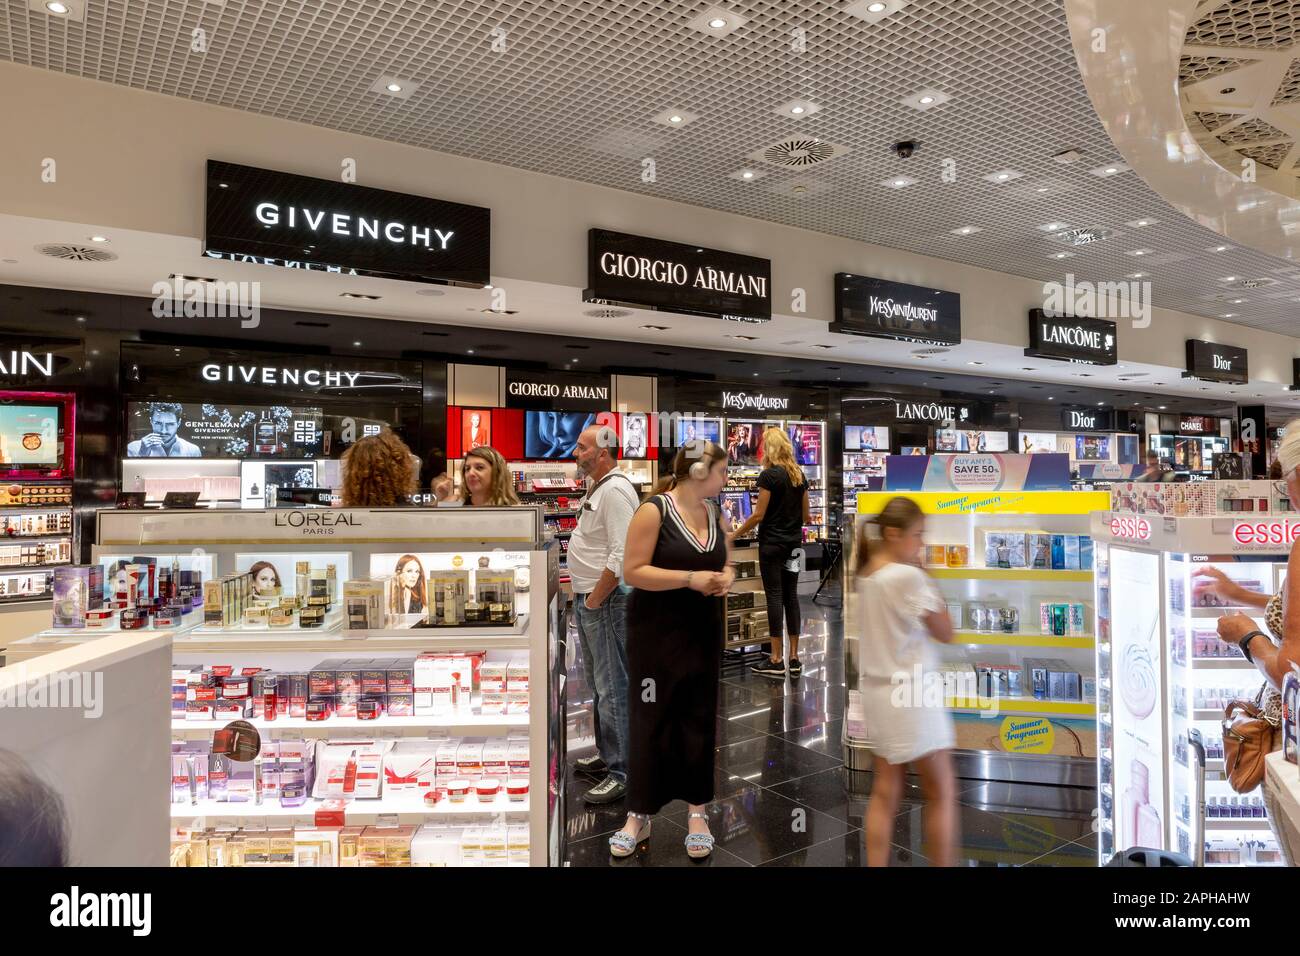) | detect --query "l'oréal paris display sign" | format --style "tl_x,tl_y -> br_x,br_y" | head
832,273 -> 961,346
722,390 -> 790,413
1025,310 -> 1117,366
204,160 -> 491,286
585,229 -> 771,323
